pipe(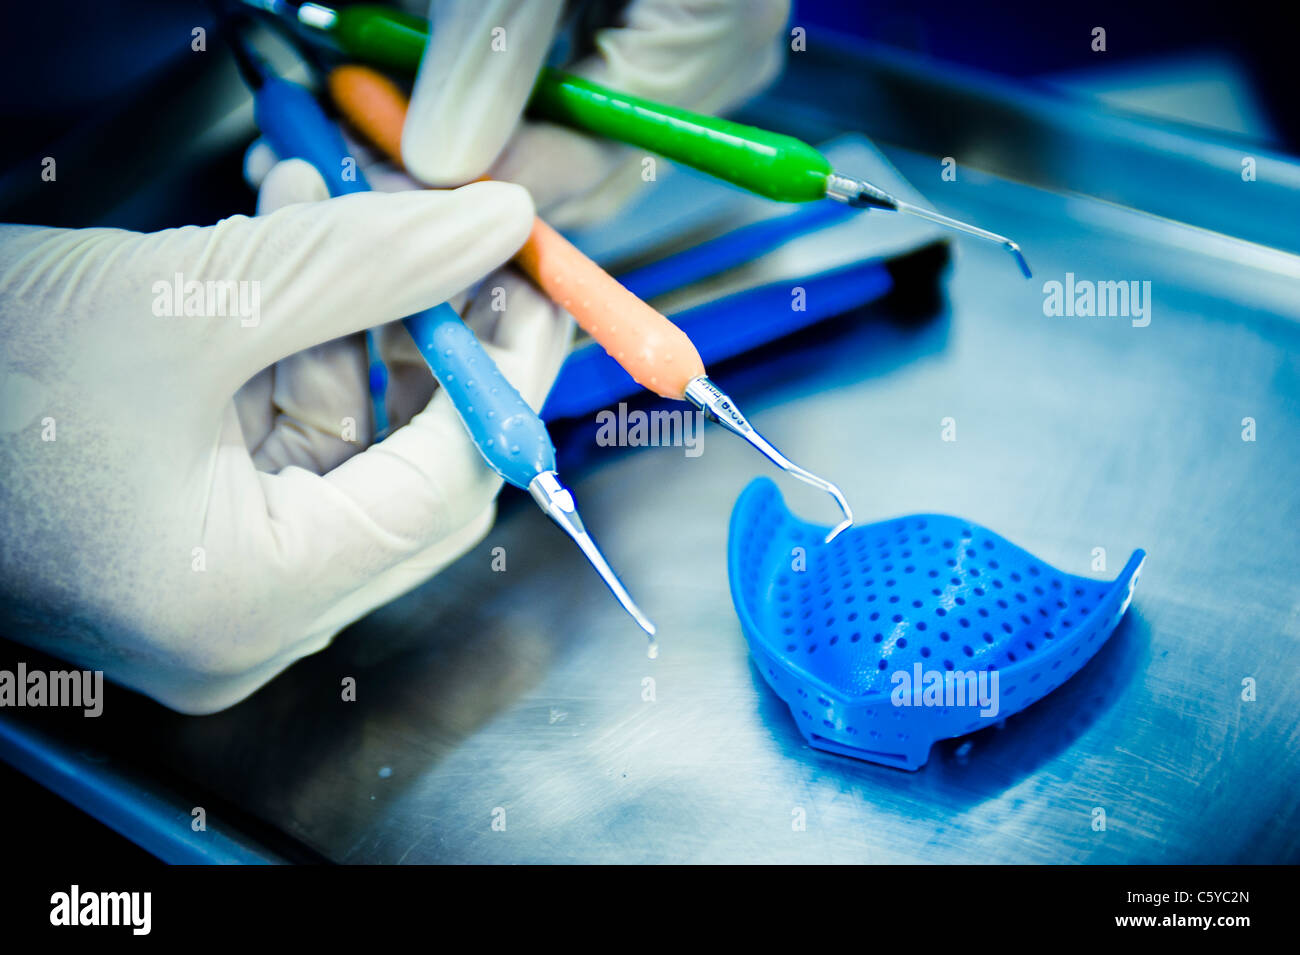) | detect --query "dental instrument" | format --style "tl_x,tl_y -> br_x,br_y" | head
330,65 -> 855,542
237,0 -> 1031,277
225,27 -> 655,636
225,19 -> 393,436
